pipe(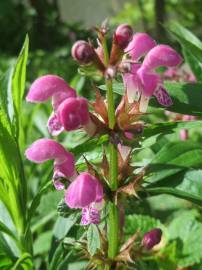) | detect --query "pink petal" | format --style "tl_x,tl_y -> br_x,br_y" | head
47,112 -> 64,136
143,45 -> 182,70
52,90 -> 76,111
154,86 -> 173,107
95,181 -> 104,203
126,33 -> 156,60
179,129 -> 189,141
25,138 -> 75,178
122,63 -> 141,102
137,67 -> 160,96
26,75 -> 76,103
57,97 -> 90,131
65,172 -> 103,209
